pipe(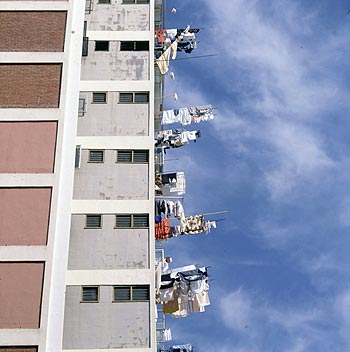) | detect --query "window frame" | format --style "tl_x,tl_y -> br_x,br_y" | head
81,286 -> 100,303
122,0 -> 150,4
116,150 -> 149,164
88,149 -> 105,163
120,41 -> 149,51
113,285 -> 150,302
92,92 -> 107,104
115,214 -> 149,229
118,92 -> 149,104
95,40 -> 110,51
85,214 -> 103,229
